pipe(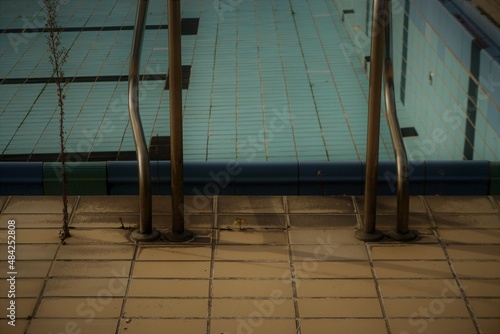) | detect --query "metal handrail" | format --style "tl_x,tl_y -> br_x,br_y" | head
356,0 -> 417,242
128,0 -> 159,241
